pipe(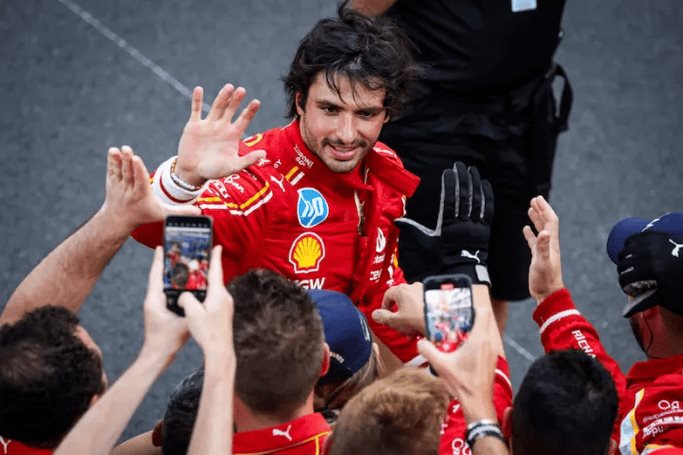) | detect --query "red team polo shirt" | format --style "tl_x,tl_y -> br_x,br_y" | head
533,288 -> 683,454
232,413 -> 331,455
